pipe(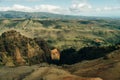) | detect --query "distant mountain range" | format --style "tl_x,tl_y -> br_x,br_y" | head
0,11 -> 111,20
